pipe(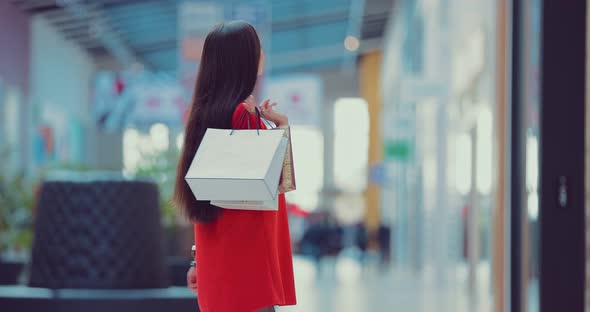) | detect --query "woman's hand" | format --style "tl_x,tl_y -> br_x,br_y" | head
187,266 -> 197,294
259,99 -> 289,127
244,95 -> 289,127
